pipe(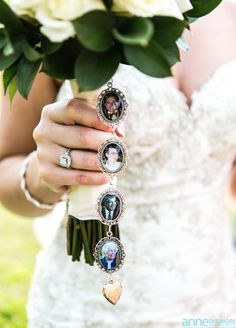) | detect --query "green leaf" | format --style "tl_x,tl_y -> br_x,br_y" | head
3,63 -> 17,94
41,37 -> 62,55
0,50 -> 21,70
16,56 -> 41,99
75,47 -> 121,92
150,17 -> 185,68
21,39 -> 42,61
0,29 -> 7,49
162,42 -> 180,66
73,10 -> 115,52
152,16 -> 186,47
188,0 -> 222,17
8,75 -> 17,102
3,40 -> 14,56
42,39 -> 79,79
124,40 -> 171,78
0,0 -> 24,34
113,17 -> 154,46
